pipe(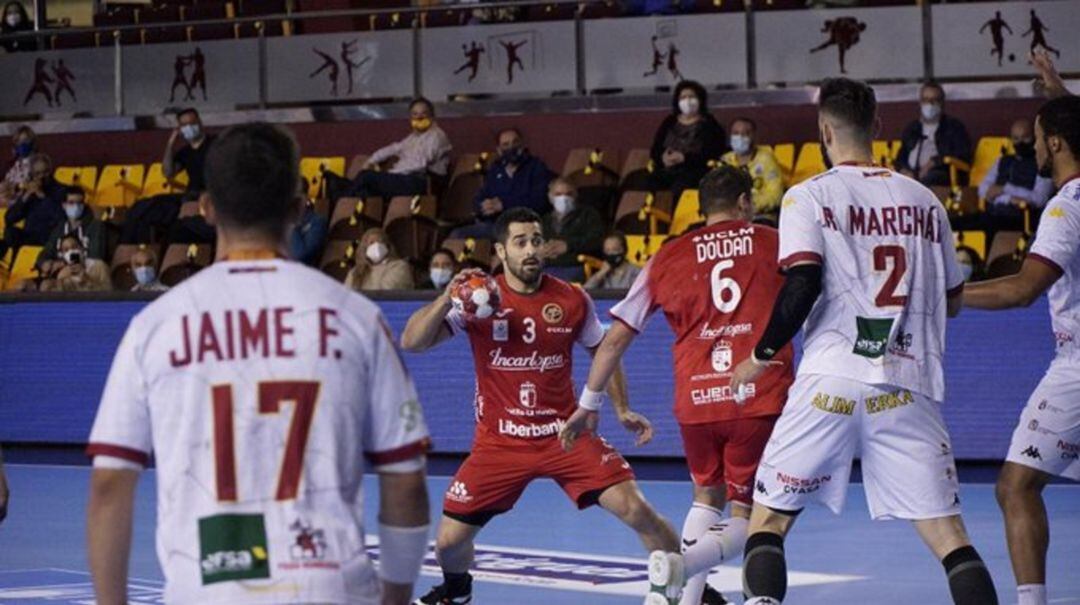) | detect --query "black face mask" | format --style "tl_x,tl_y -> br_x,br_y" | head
605,253 -> 625,267
501,146 -> 525,165
1014,142 -> 1035,158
